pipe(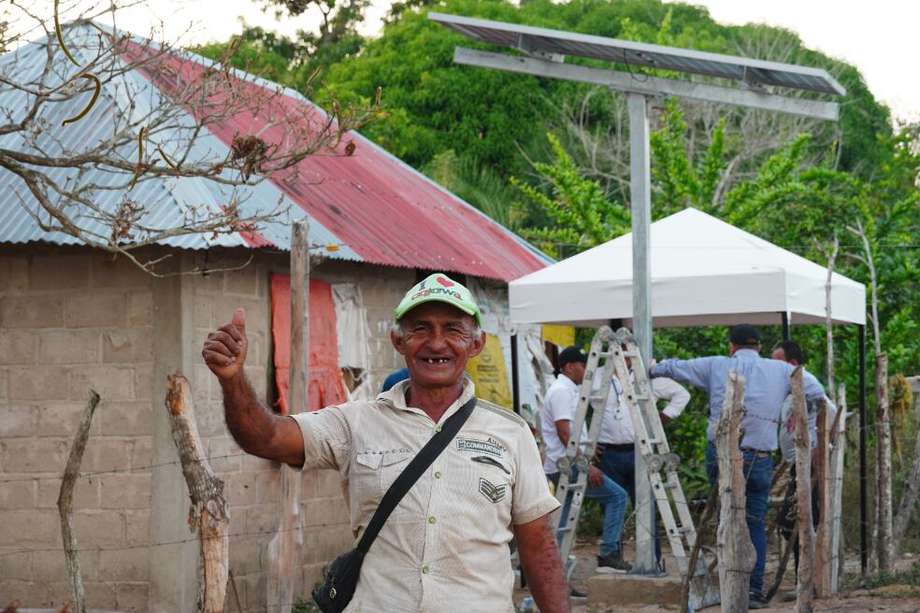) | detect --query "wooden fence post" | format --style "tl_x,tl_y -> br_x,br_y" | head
165,374 -> 230,613
828,385 -> 848,593
58,389 -> 100,613
814,398 -> 831,596
792,367 -> 815,613
269,220 -> 309,612
716,370 -> 755,612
